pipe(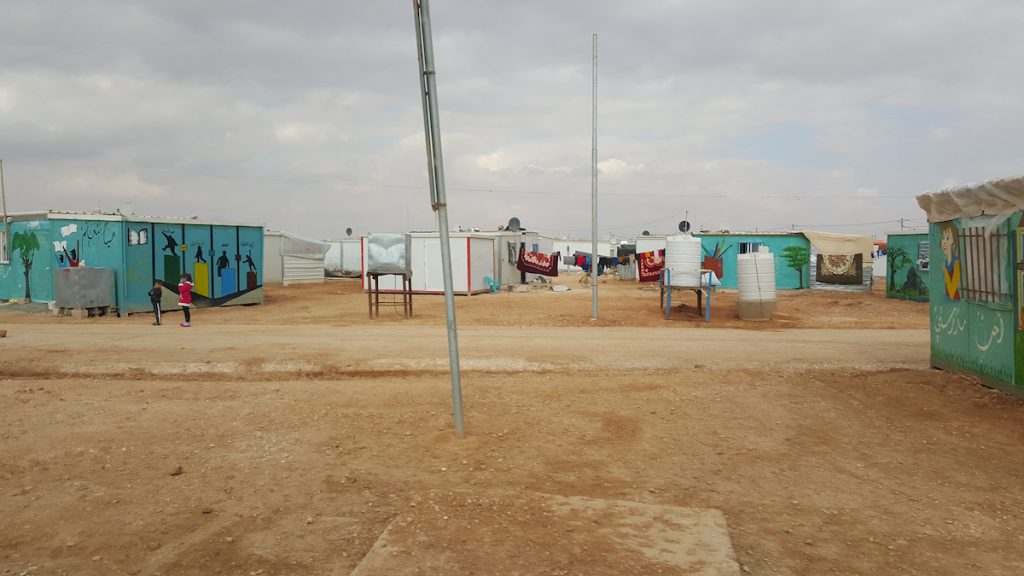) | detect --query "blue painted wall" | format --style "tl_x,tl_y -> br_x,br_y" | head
694,234 -> 811,289
1,220 -> 54,302
1,216 -> 264,314
885,232 -> 929,301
